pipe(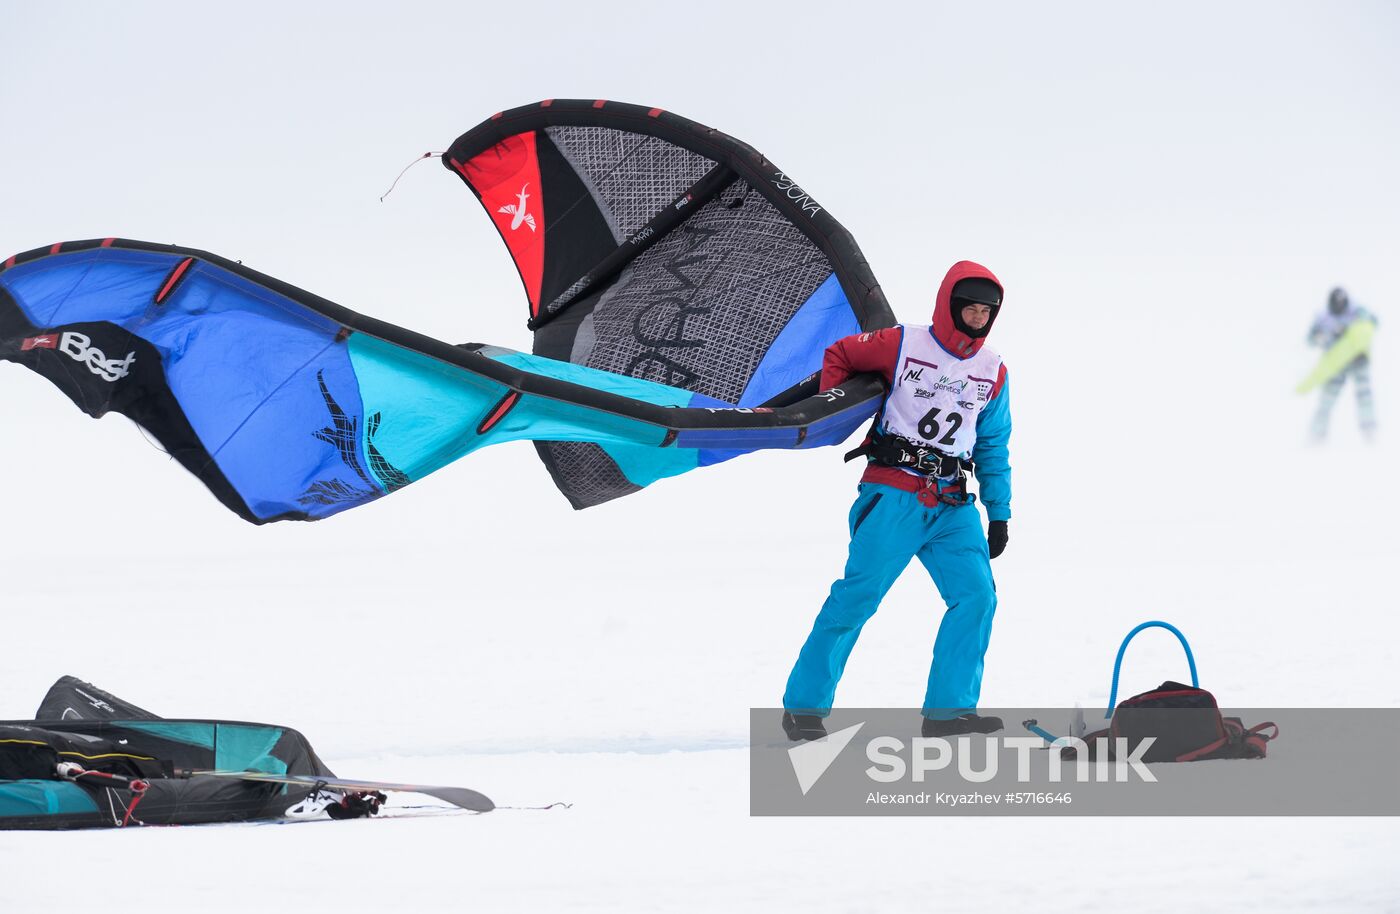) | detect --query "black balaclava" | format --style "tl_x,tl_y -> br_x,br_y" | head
1328,287 -> 1349,316
950,277 -> 1002,339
